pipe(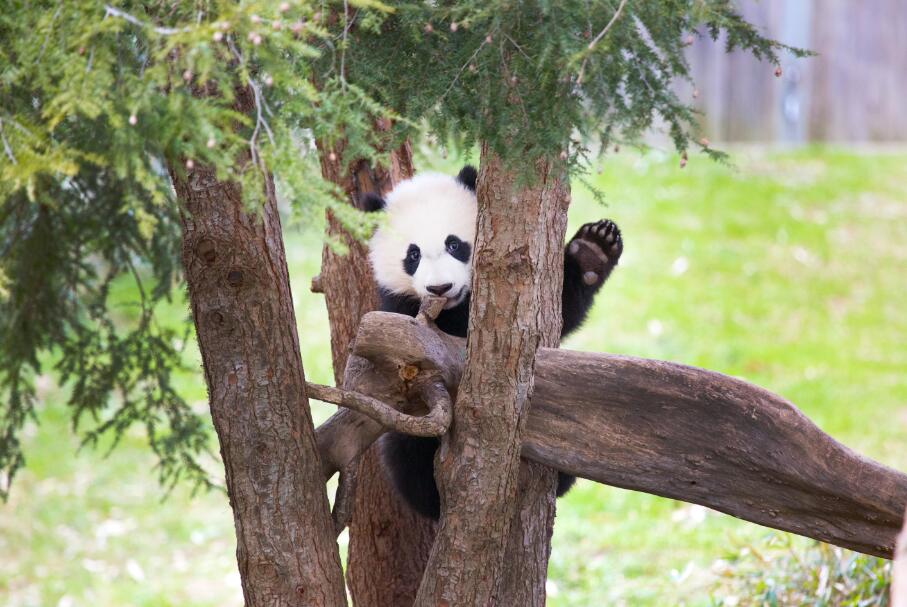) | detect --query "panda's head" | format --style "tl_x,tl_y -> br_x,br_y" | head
366,166 -> 478,309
